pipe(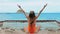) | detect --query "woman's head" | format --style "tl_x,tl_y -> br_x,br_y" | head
29,11 -> 35,19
